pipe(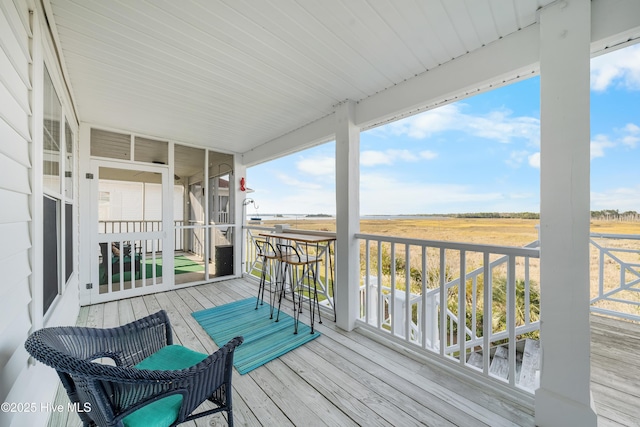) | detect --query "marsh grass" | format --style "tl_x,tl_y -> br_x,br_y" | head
259,217 -> 640,318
